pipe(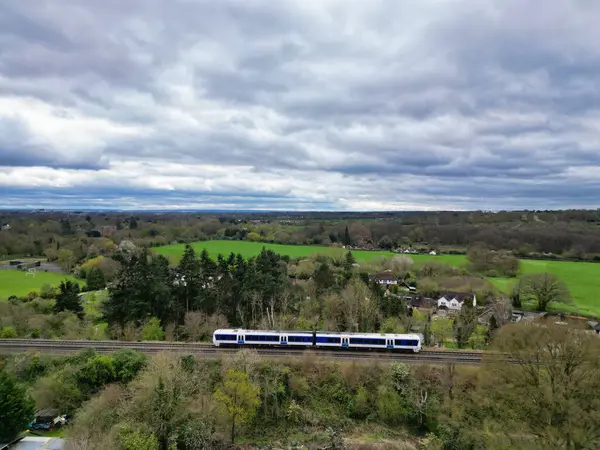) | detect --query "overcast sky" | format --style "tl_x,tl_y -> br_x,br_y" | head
1,0 -> 600,211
